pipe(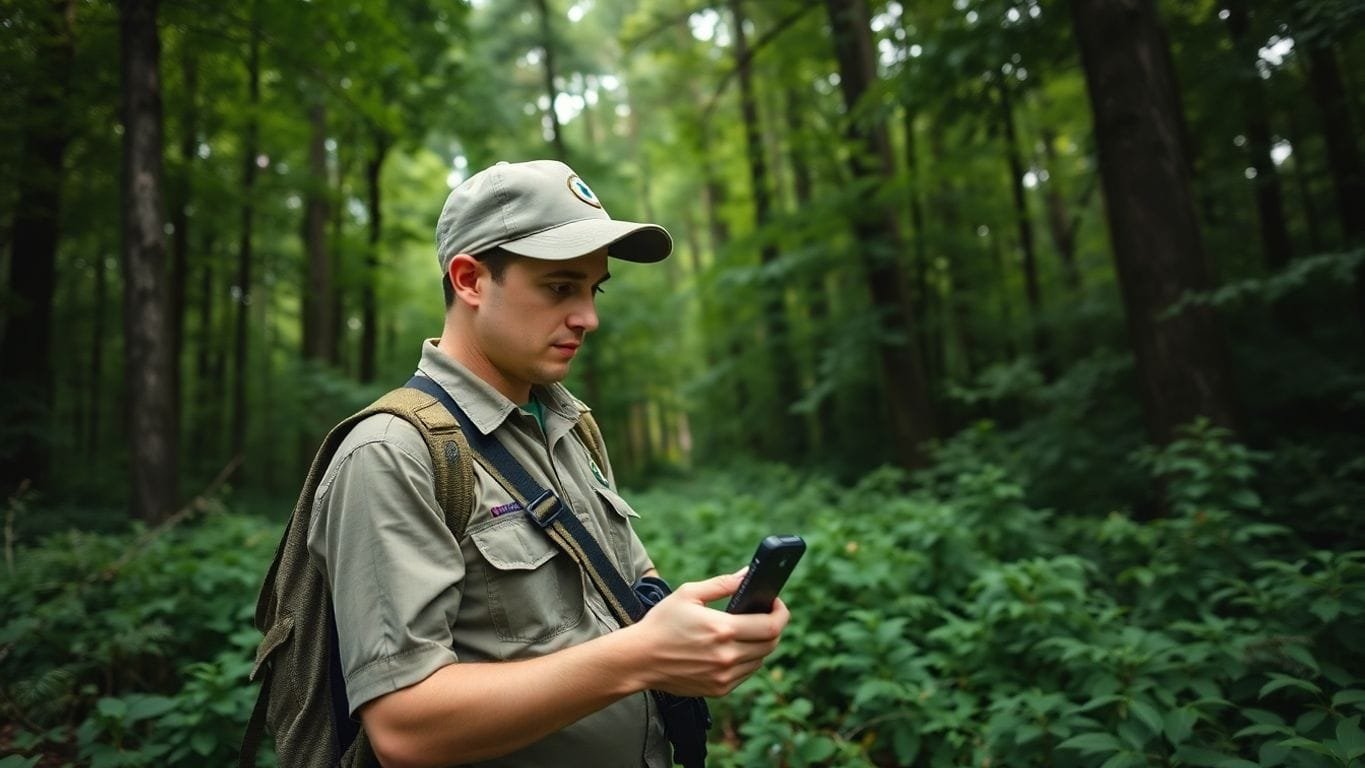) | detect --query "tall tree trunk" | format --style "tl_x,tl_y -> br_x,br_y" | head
997,79 -> 1052,377
120,0 -> 178,522
87,253 -> 108,462
359,131 -> 390,383
169,43 -> 195,439
1301,41 -> 1365,329
1223,0 -> 1295,273
785,86 -> 836,447
231,19 -> 259,470
825,0 -> 938,467
191,233 -> 215,457
1,0 -> 76,493
729,0 -> 802,460
532,0 -> 567,161
1070,0 -> 1238,444
303,102 -> 332,362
